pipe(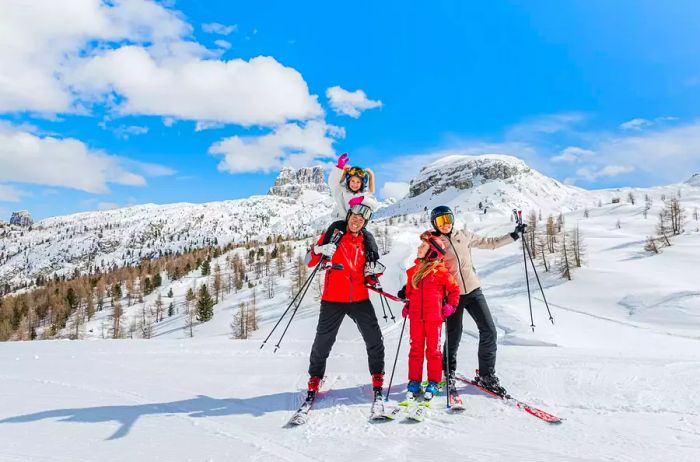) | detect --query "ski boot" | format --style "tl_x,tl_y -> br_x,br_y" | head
424,381 -> 439,400
474,370 -> 508,397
